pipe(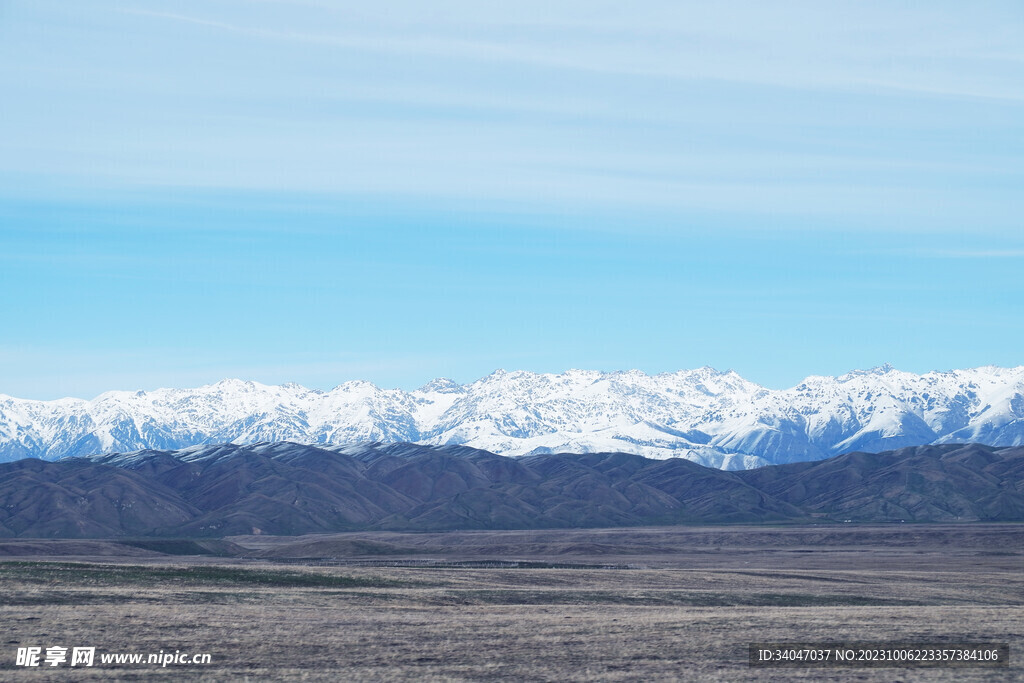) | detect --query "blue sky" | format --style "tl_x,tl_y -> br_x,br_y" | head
1,0 -> 1022,399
